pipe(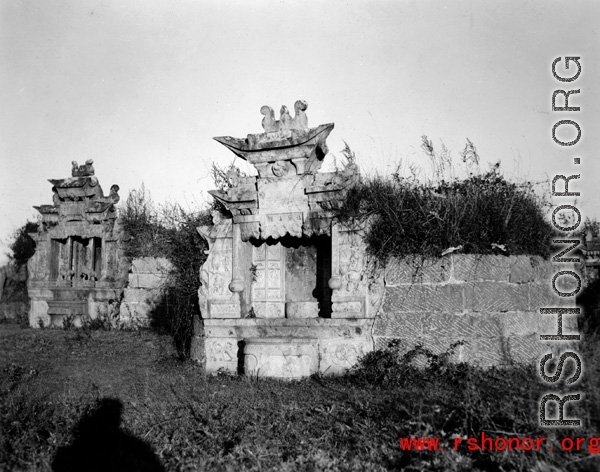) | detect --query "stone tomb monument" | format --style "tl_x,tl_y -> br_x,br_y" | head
28,160 -> 128,327
196,101 -> 384,378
